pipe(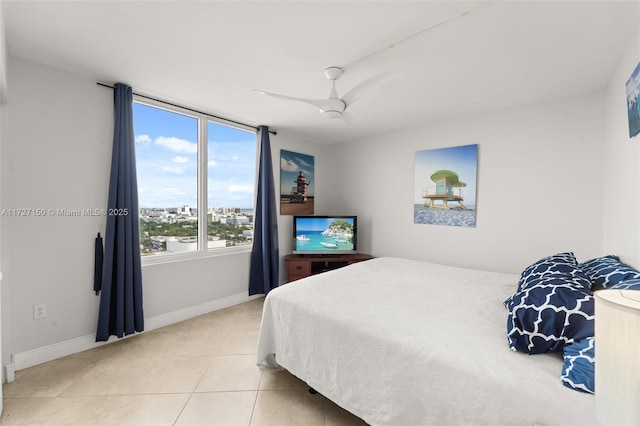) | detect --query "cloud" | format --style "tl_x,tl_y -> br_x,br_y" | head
298,158 -> 313,168
159,187 -> 187,197
135,134 -> 152,144
162,166 -> 185,174
281,157 -> 299,172
208,160 -> 218,167
155,136 -> 197,154
172,156 -> 189,164
228,184 -> 254,193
